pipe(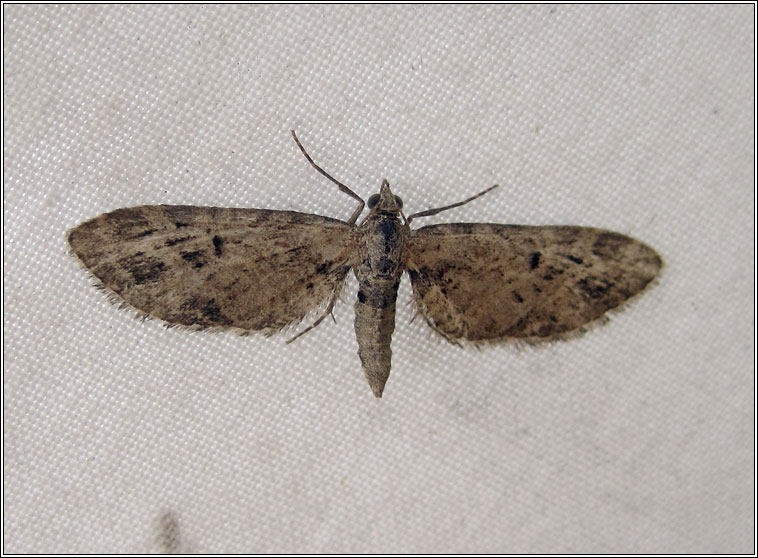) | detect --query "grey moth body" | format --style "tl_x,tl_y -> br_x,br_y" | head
67,132 -> 662,398
353,182 -> 409,397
